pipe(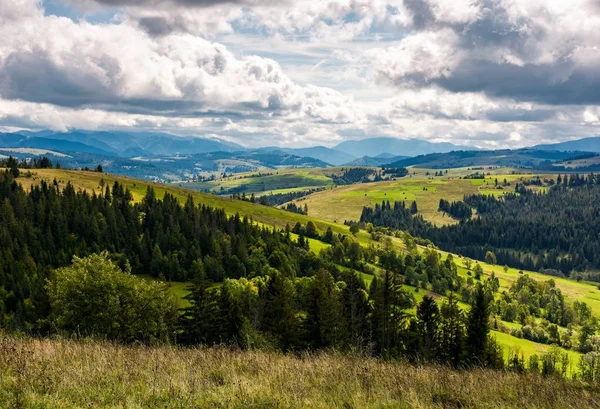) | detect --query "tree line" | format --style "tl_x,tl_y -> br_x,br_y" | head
359,174 -> 600,275
0,168 -> 596,379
